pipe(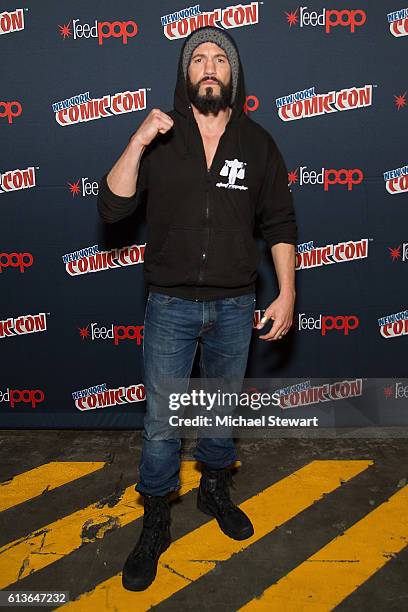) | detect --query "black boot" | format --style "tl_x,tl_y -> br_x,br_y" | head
122,492 -> 171,591
197,464 -> 254,540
